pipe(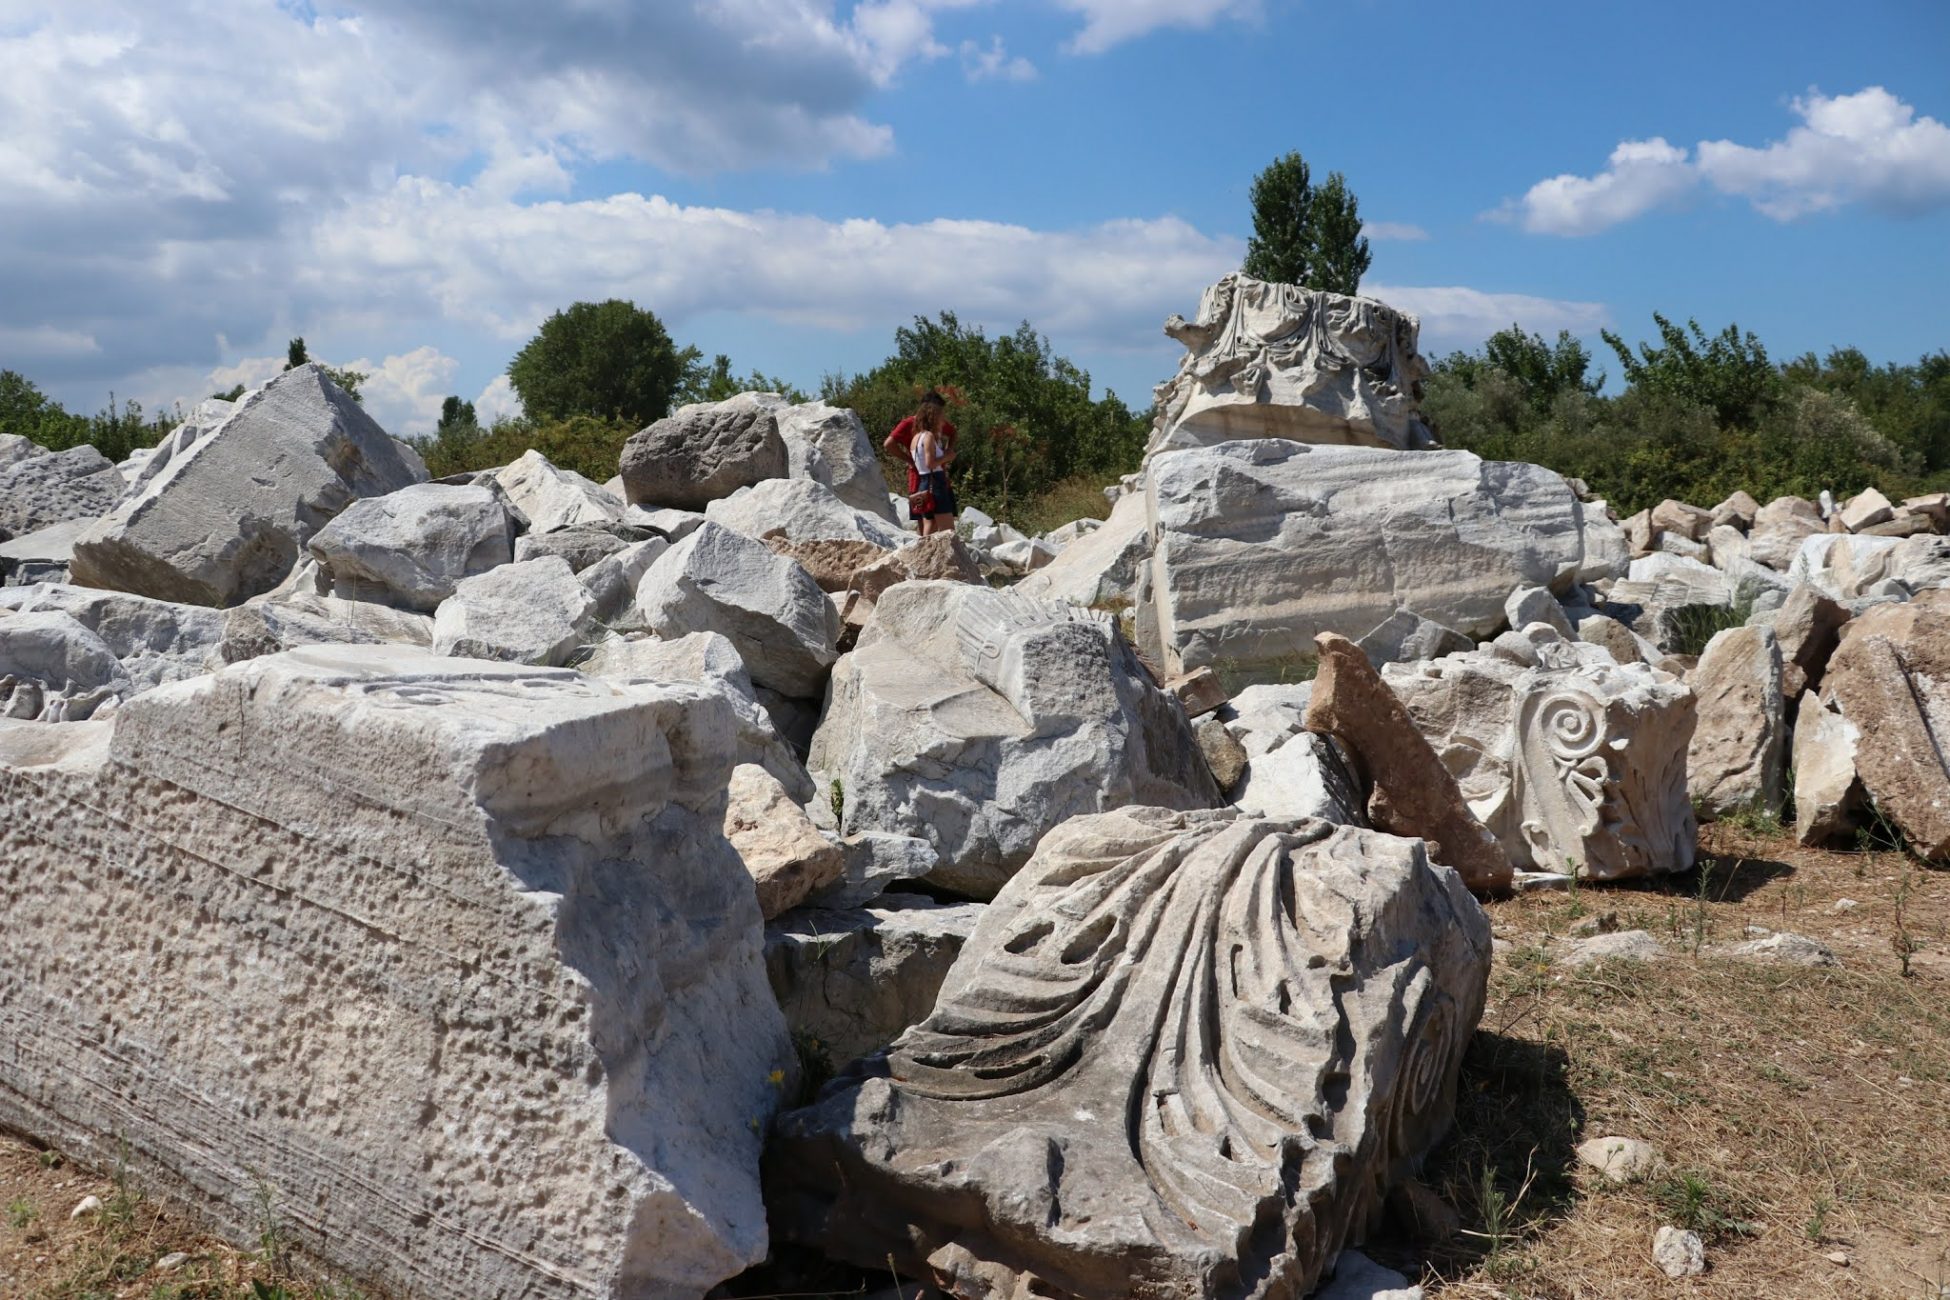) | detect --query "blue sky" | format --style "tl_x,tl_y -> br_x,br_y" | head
3,0 -> 1947,436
